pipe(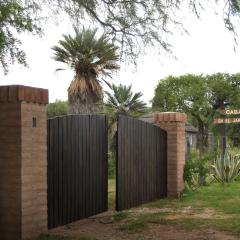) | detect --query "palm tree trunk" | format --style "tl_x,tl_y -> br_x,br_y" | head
68,77 -> 103,114
68,94 -> 102,114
